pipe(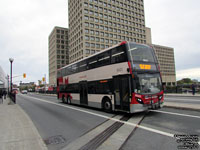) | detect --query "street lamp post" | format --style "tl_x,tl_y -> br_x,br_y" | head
9,58 -> 14,92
